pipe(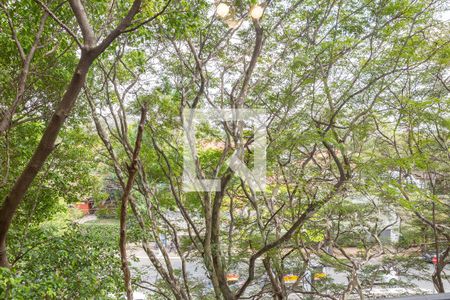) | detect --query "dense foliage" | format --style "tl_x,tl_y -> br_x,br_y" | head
0,223 -> 122,299
0,0 -> 449,299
